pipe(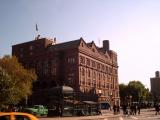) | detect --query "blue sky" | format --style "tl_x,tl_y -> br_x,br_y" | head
1,0 -> 160,89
